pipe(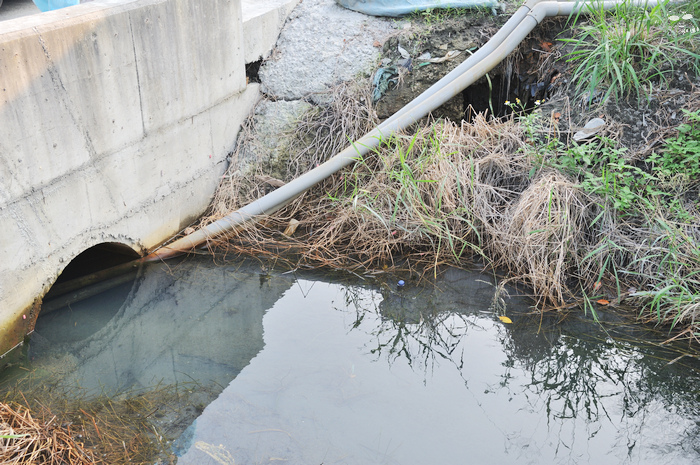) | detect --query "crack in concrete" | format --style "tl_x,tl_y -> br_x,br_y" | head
127,11 -> 147,136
